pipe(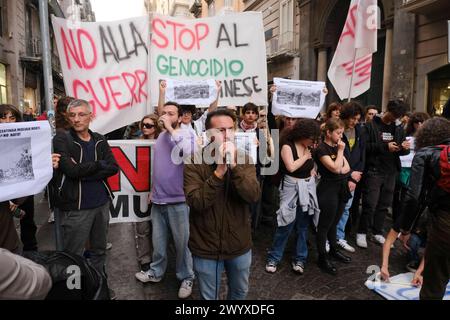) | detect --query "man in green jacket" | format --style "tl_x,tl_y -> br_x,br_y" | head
184,109 -> 261,300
